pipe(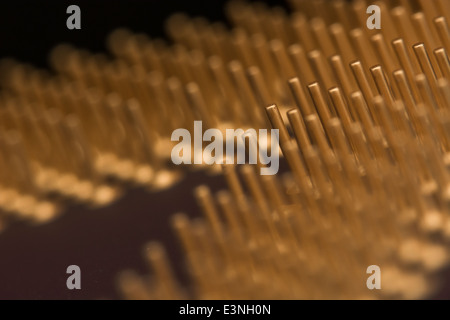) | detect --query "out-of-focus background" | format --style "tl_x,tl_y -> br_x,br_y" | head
0,0 -> 255,300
